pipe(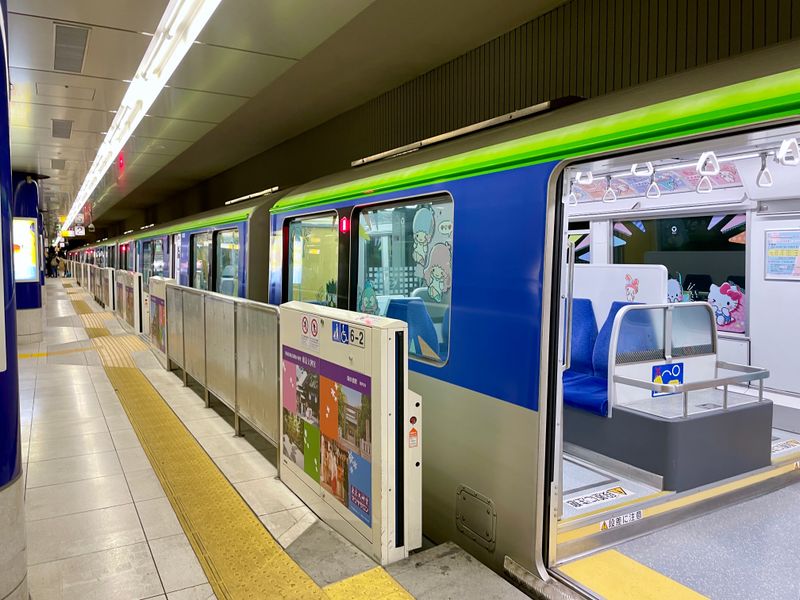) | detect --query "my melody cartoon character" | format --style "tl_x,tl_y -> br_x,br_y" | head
412,207 -> 435,266
708,282 -> 743,326
624,274 -> 639,302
